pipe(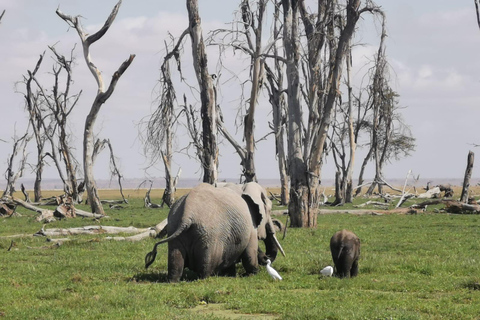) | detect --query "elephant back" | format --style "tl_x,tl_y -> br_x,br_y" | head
177,183 -> 253,247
